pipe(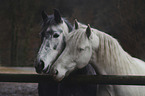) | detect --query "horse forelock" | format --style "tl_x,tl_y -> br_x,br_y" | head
41,15 -> 58,27
40,16 -> 72,38
40,15 -> 55,38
